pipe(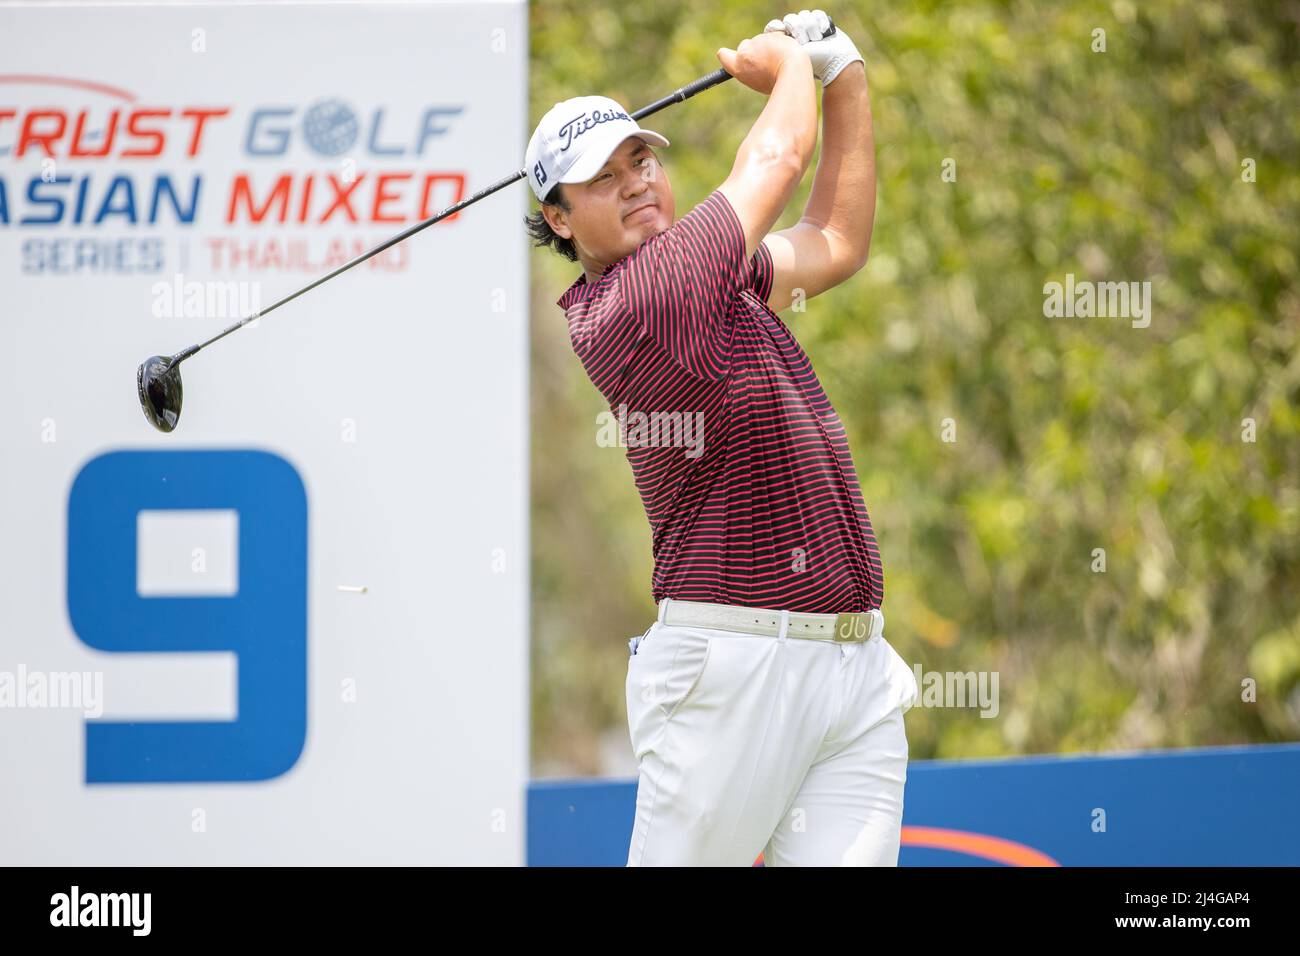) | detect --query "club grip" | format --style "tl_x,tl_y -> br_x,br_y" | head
629,14 -> 840,123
